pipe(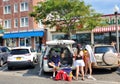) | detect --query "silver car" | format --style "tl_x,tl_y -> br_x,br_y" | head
93,44 -> 120,71
0,46 -> 10,67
